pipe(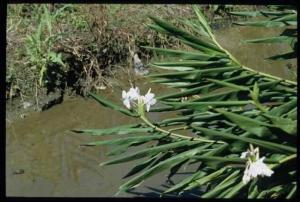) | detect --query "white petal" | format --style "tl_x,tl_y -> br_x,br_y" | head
123,99 -> 131,109
242,173 -> 250,184
240,151 -> 248,159
122,90 -> 127,99
149,98 -> 157,105
146,103 -> 150,112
